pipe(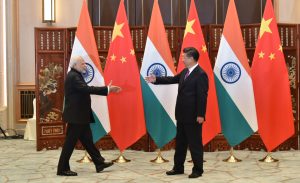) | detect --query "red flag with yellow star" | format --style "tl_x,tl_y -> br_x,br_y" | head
252,0 -> 294,152
177,0 -> 221,145
104,0 -> 146,151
